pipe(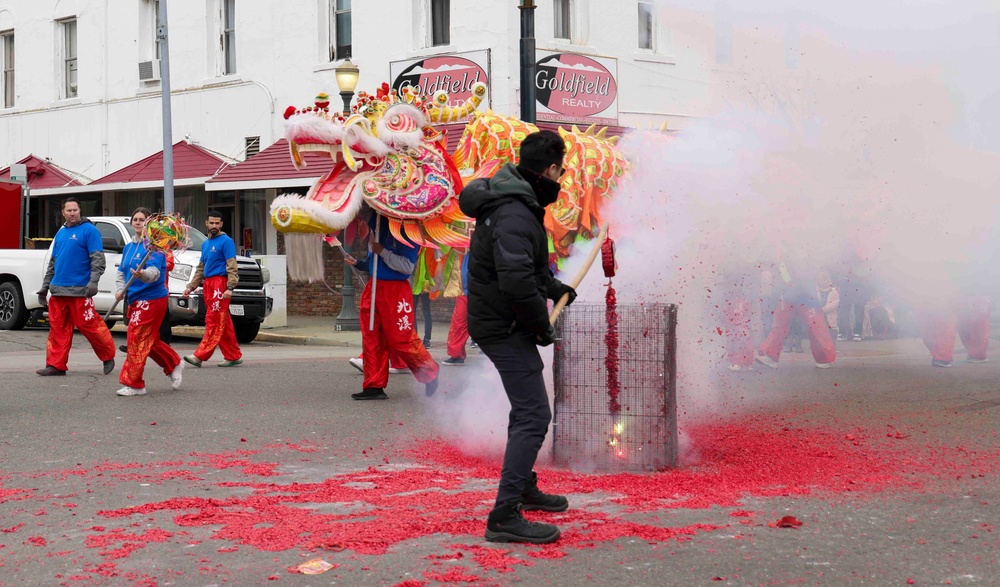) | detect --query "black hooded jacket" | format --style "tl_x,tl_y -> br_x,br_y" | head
459,163 -> 566,344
